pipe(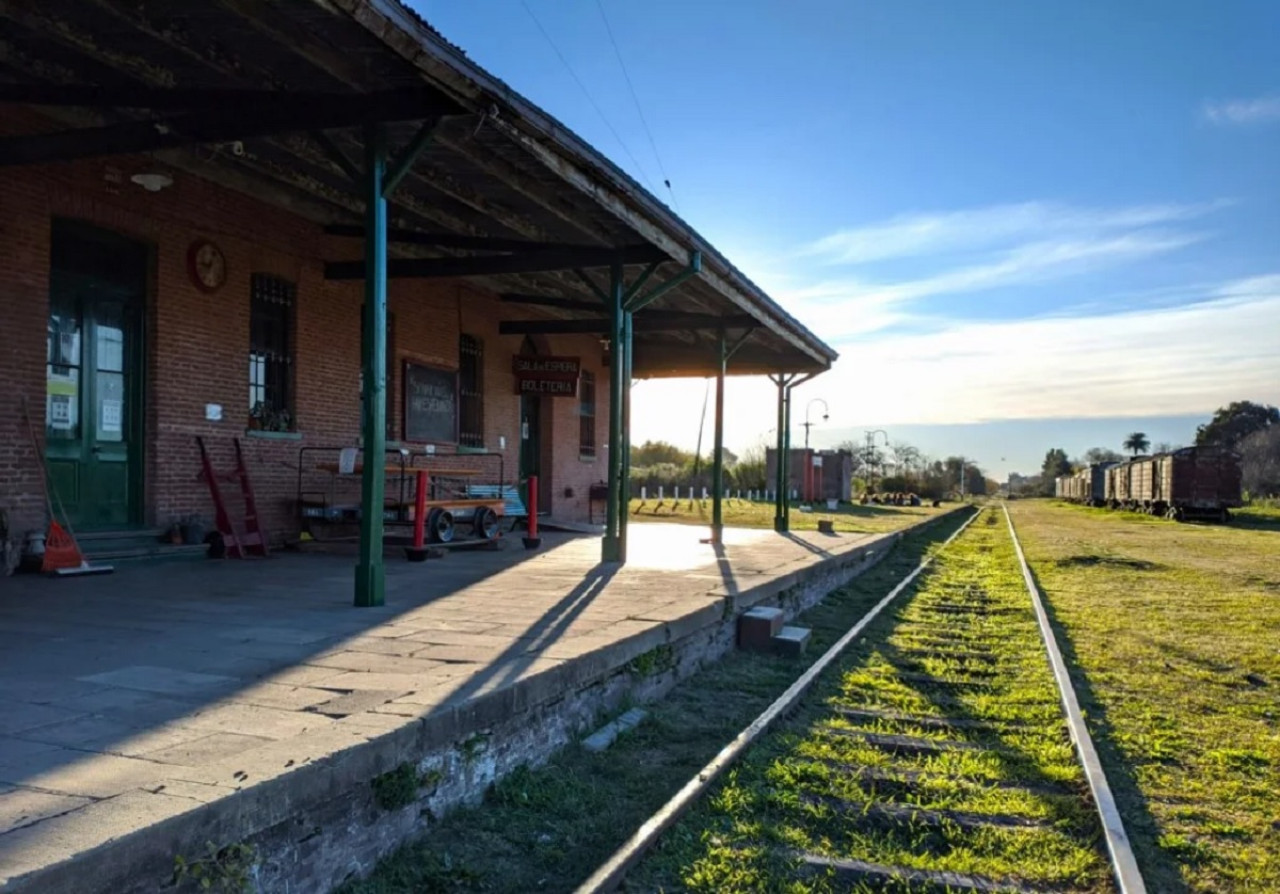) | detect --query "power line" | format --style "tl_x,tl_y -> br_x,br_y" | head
519,0 -> 658,194
594,0 -> 680,211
